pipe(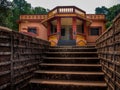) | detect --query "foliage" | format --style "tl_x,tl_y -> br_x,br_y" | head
0,0 -> 12,27
107,4 -> 120,21
95,4 -> 120,29
33,7 -> 49,14
0,0 -> 49,31
11,0 -> 34,30
2,0 -> 119,31
106,4 -> 120,28
95,6 -> 108,15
